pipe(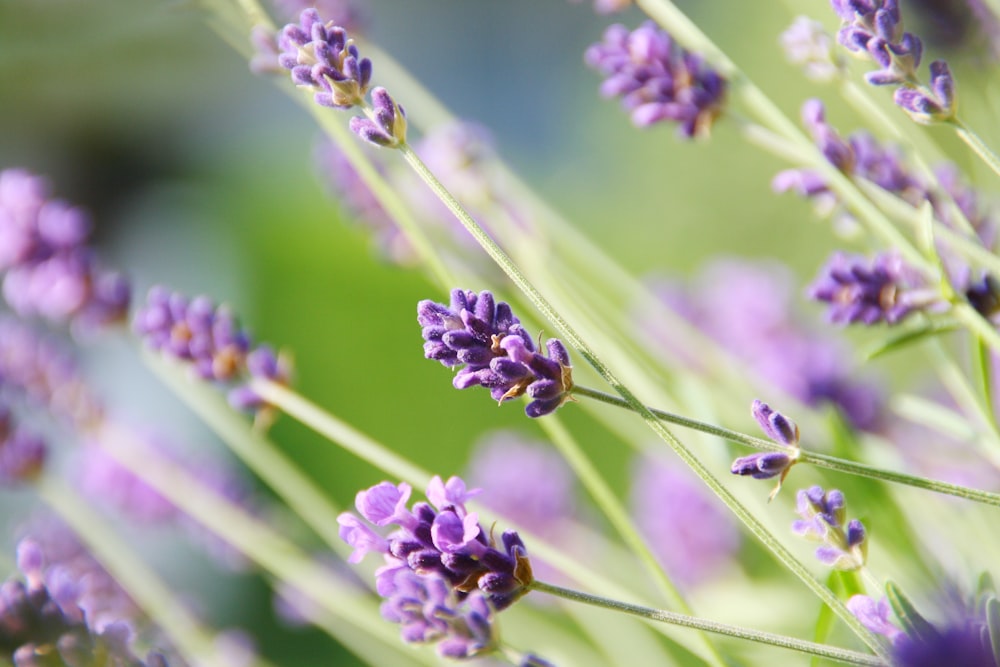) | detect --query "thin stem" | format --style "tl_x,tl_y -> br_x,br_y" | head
952,119 -> 1000,181
572,384 -> 1000,508
143,352 -> 347,553
529,580 -> 885,667
35,477 -> 223,667
395,142 -> 887,658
